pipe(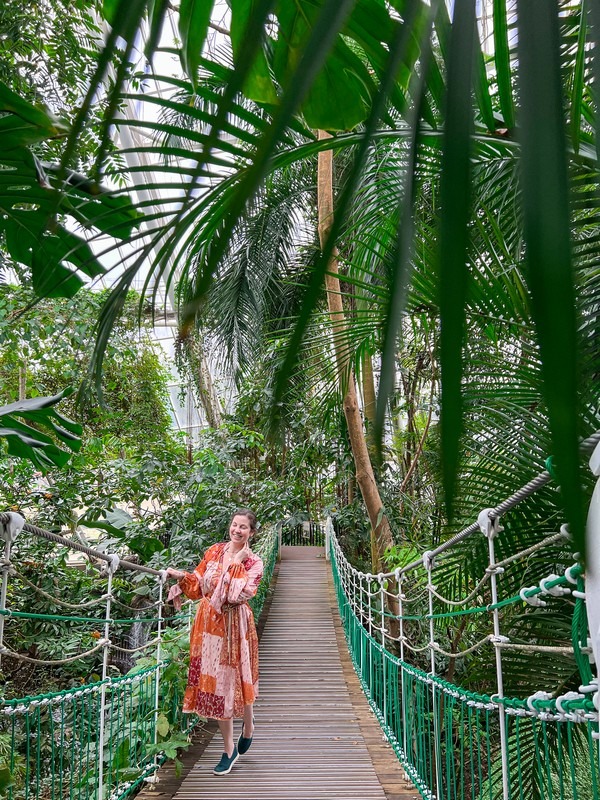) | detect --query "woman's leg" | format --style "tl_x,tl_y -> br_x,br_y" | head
217,718 -> 235,756
242,703 -> 254,737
